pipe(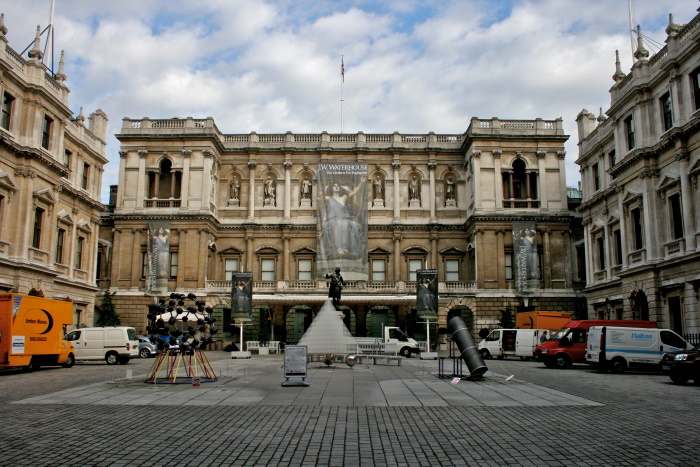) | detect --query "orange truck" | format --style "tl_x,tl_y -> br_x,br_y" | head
0,293 -> 75,371
516,311 -> 572,331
